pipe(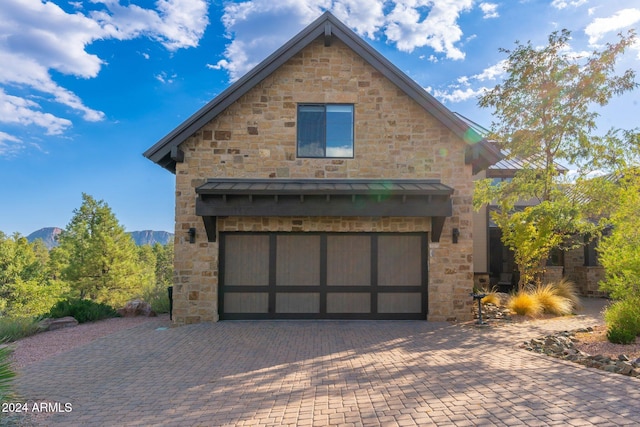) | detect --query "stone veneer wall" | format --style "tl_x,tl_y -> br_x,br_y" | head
573,266 -> 607,297
171,37 -> 475,325
564,246 -> 607,297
